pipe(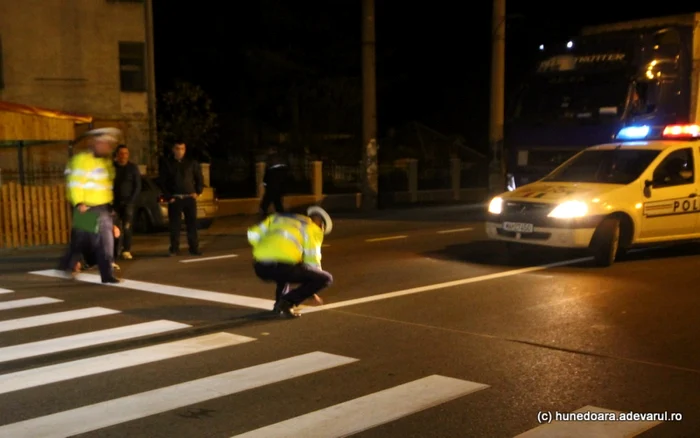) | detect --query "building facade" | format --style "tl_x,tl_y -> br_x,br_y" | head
0,0 -> 155,171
